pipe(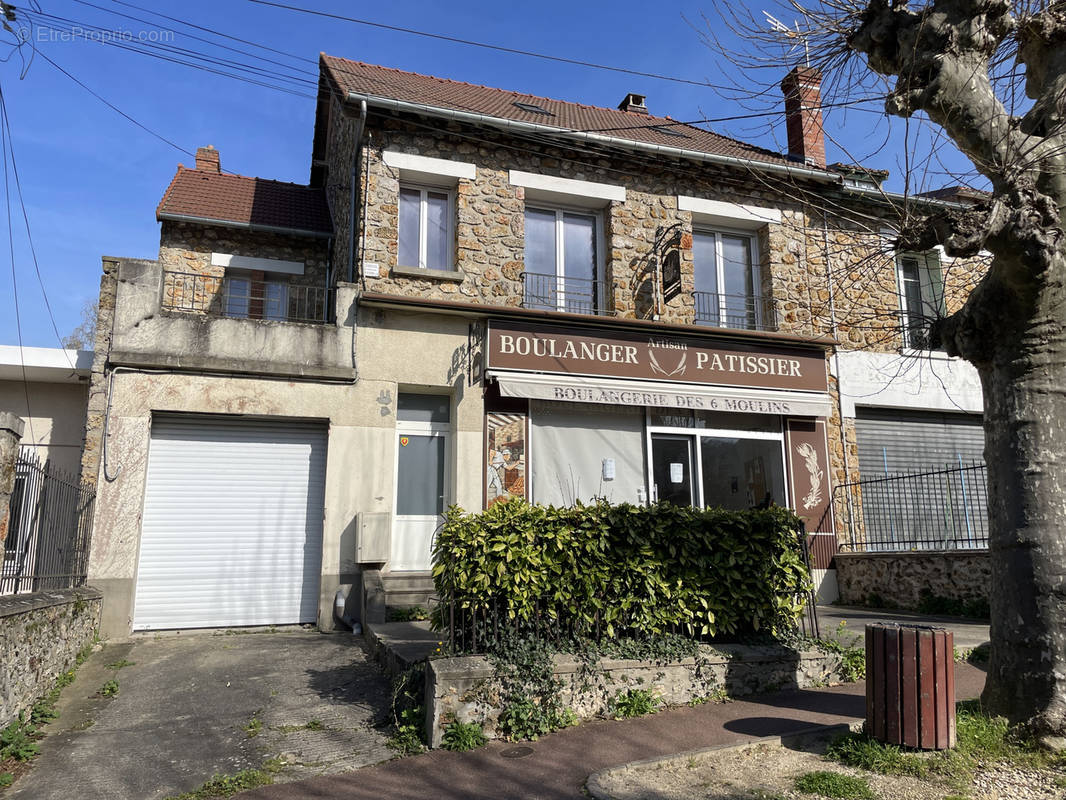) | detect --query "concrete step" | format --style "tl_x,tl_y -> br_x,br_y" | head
380,573 -> 434,591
